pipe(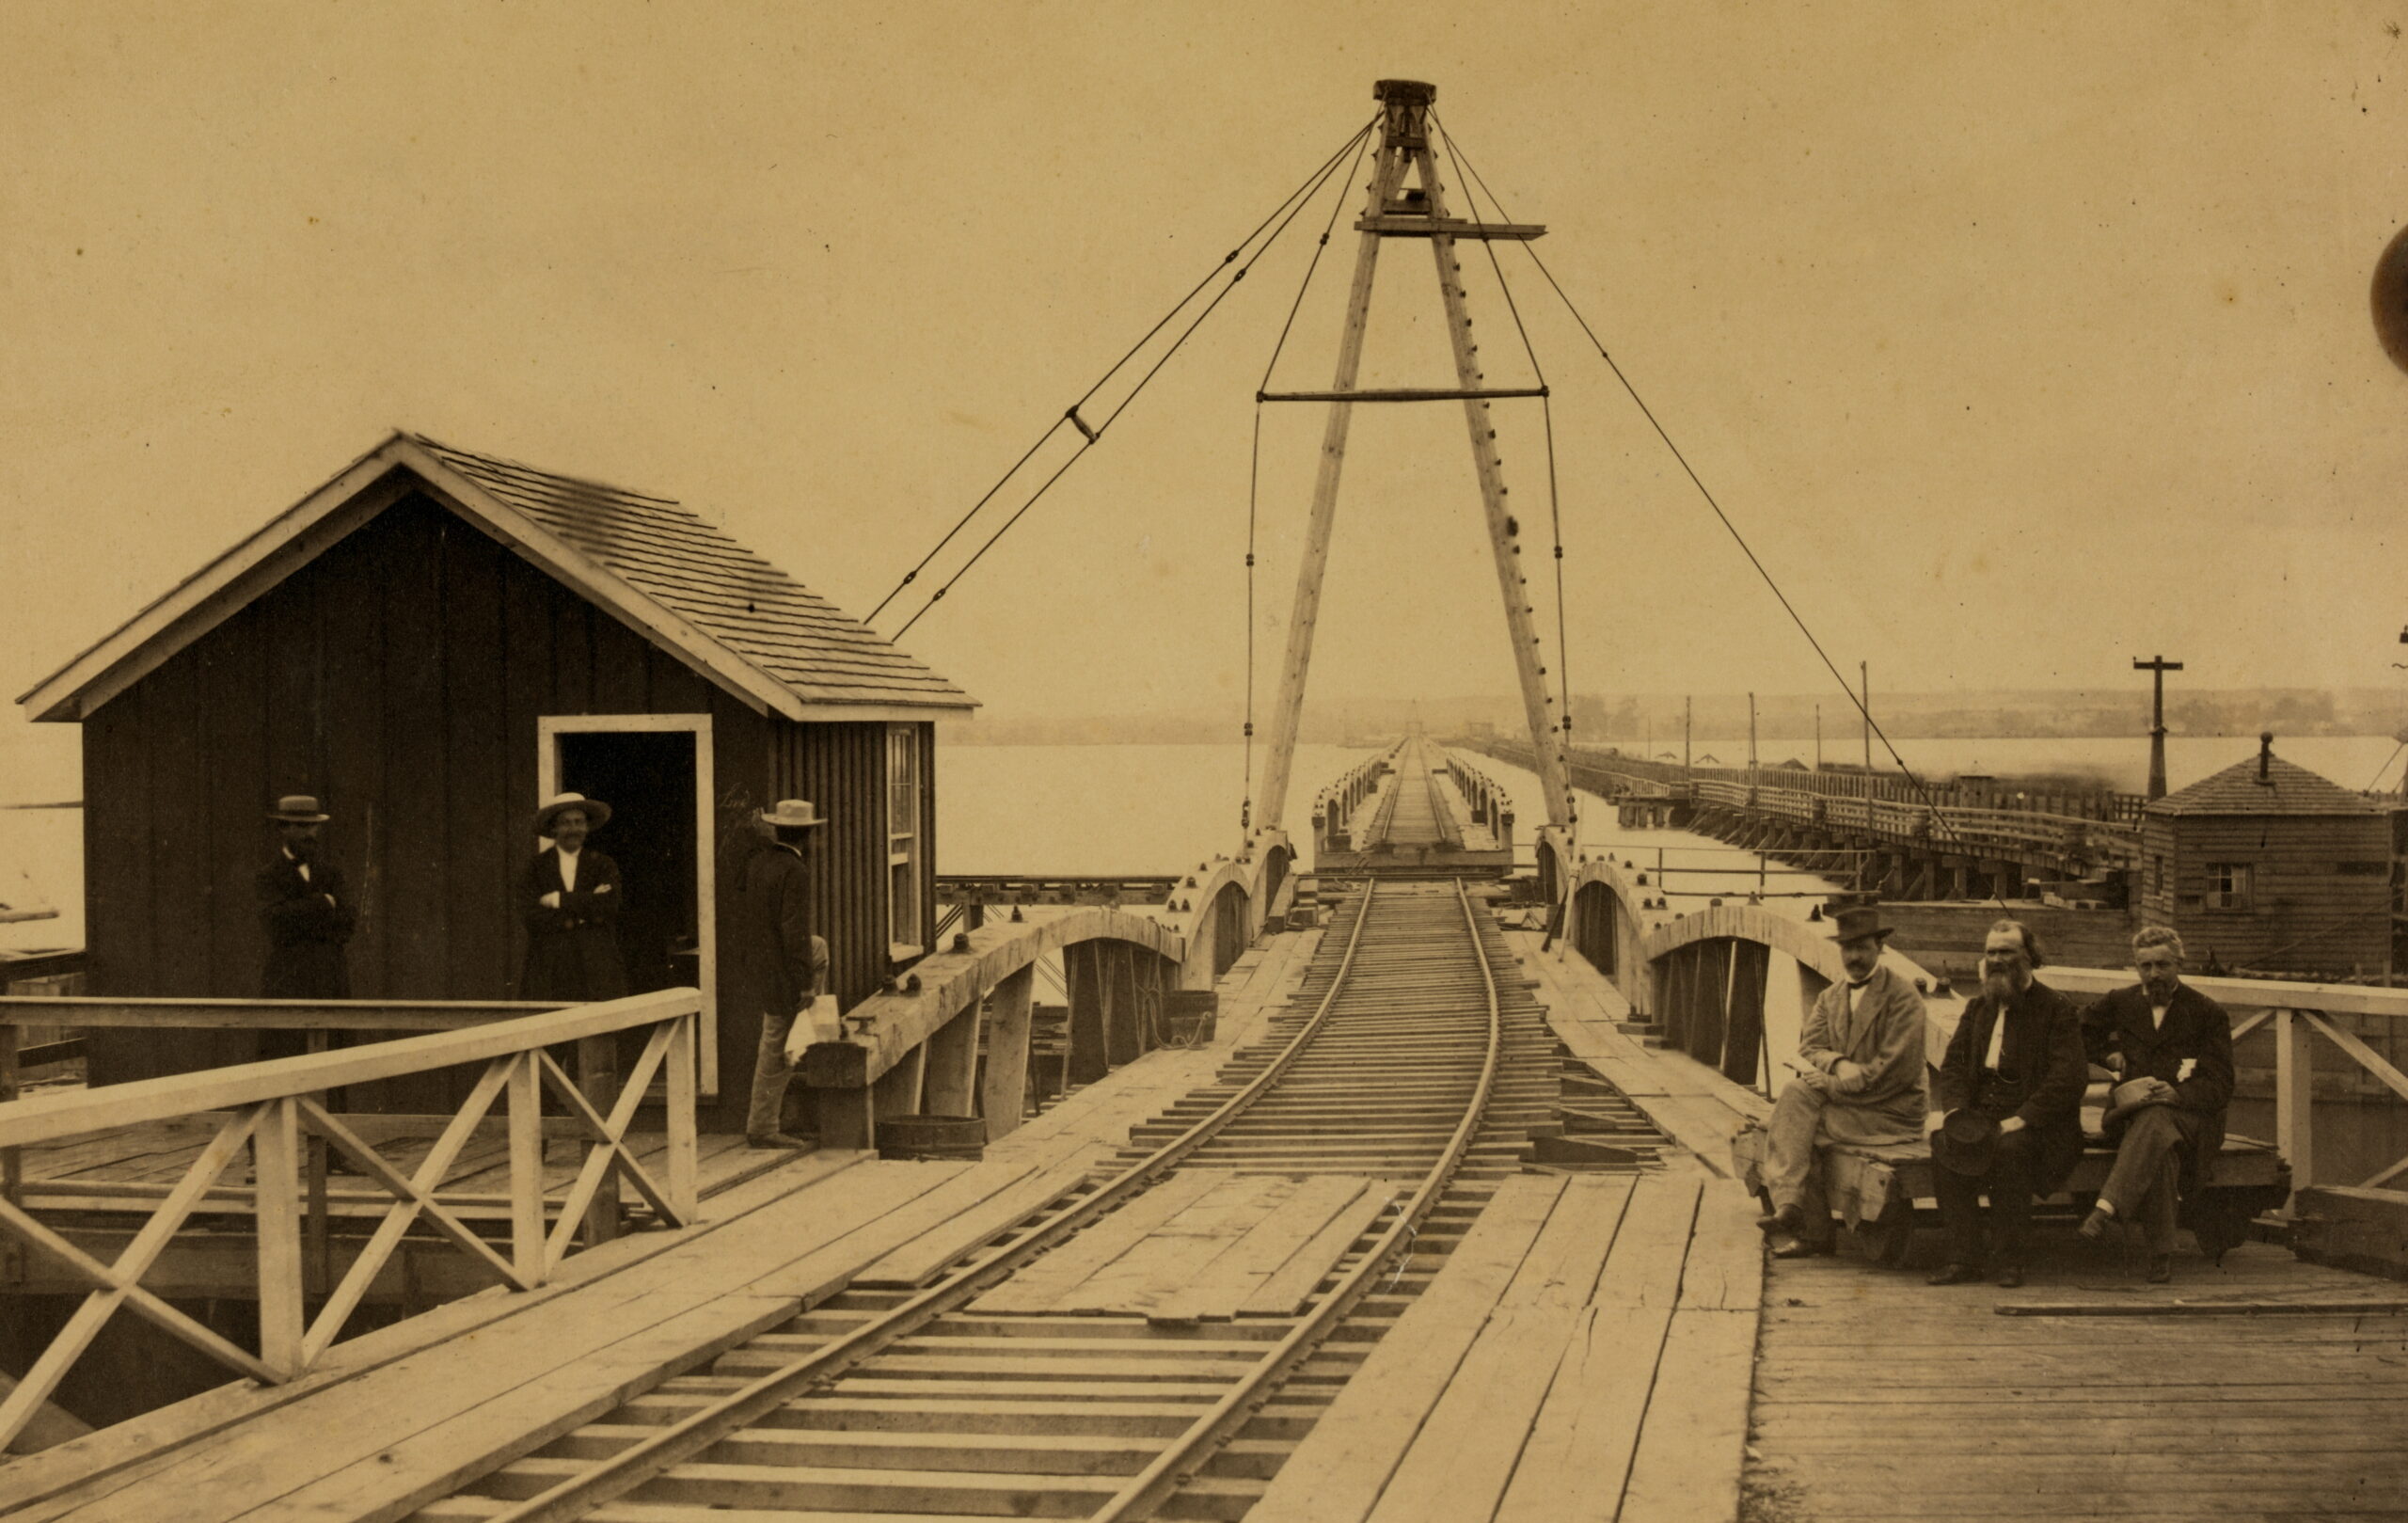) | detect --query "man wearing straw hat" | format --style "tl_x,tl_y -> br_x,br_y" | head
1756,902 -> 1928,1257
256,793 -> 357,1061
737,799 -> 831,1149
519,793 -> 628,1004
